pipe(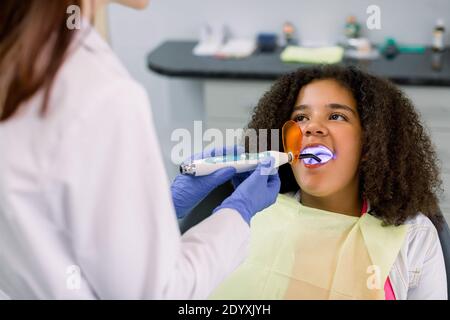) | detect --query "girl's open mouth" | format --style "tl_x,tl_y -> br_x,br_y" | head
301,145 -> 335,167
